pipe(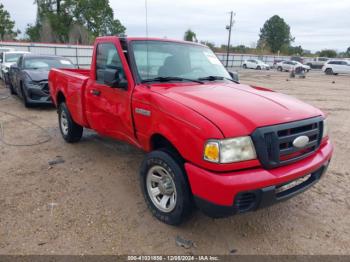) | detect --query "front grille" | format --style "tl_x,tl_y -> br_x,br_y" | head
252,117 -> 324,169
41,82 -> 49,94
